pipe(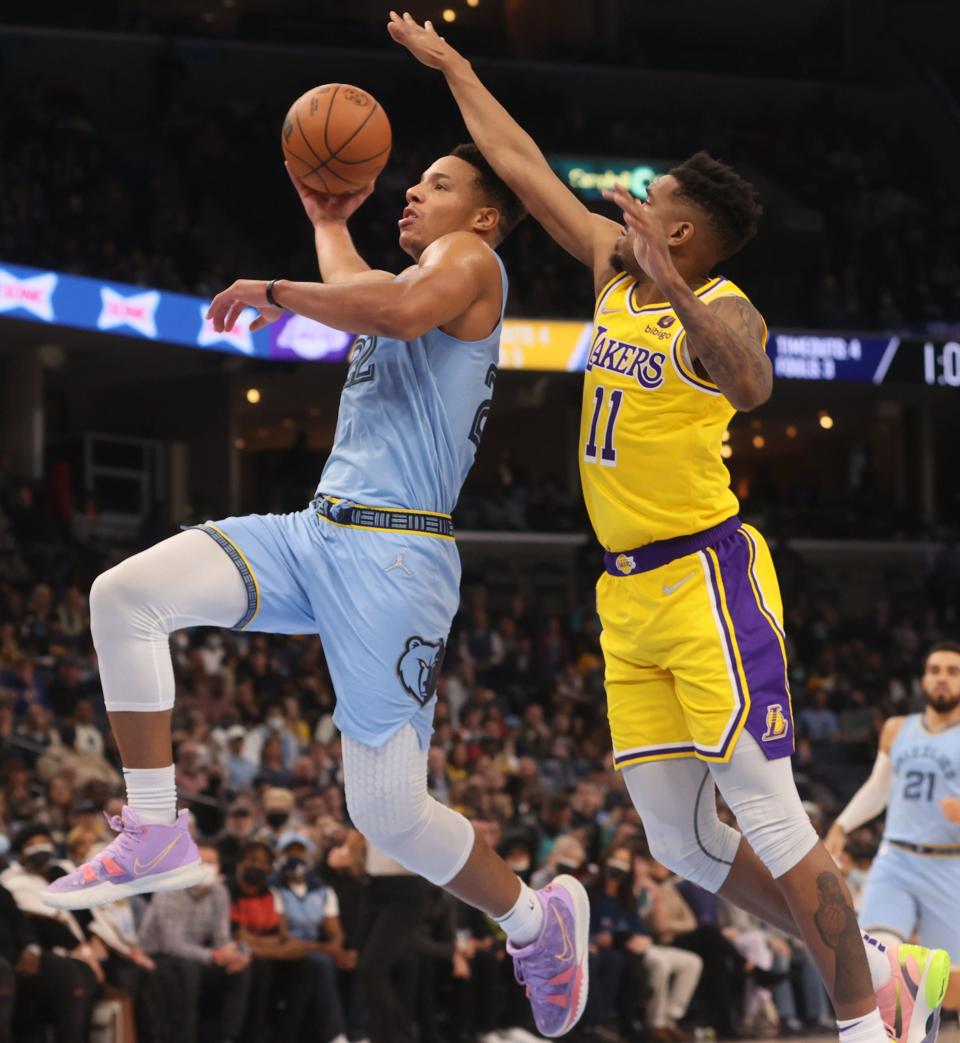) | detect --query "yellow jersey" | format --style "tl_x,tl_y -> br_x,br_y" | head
579,273 -> 766,551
